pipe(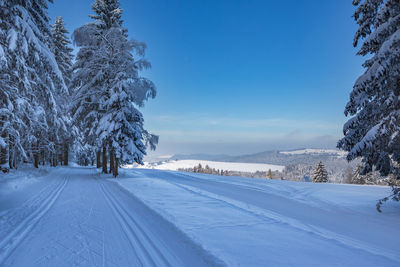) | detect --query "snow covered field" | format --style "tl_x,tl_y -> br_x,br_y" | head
142,159 -> 285,172
0,166 -> 399,266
